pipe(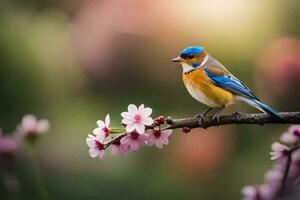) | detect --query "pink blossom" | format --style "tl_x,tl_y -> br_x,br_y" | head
241,184 -> 279,200
86,134 -> 105,159
120,131 -> 148,151
280,125 -> 300,144
292,149 -> 300,163
259,184 -> 278,200
93,114 -> 110,137
154,116 -> 165,126
264,169 -> 283,184
121,104 -> 154,134
270,142 -> 289,160
18,115 -> 49,136
0,131 -> 17,154
111,140 -> 128,156
241,185 -> 259,200
182,127 -> 191,134
146,129 -> 172,149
